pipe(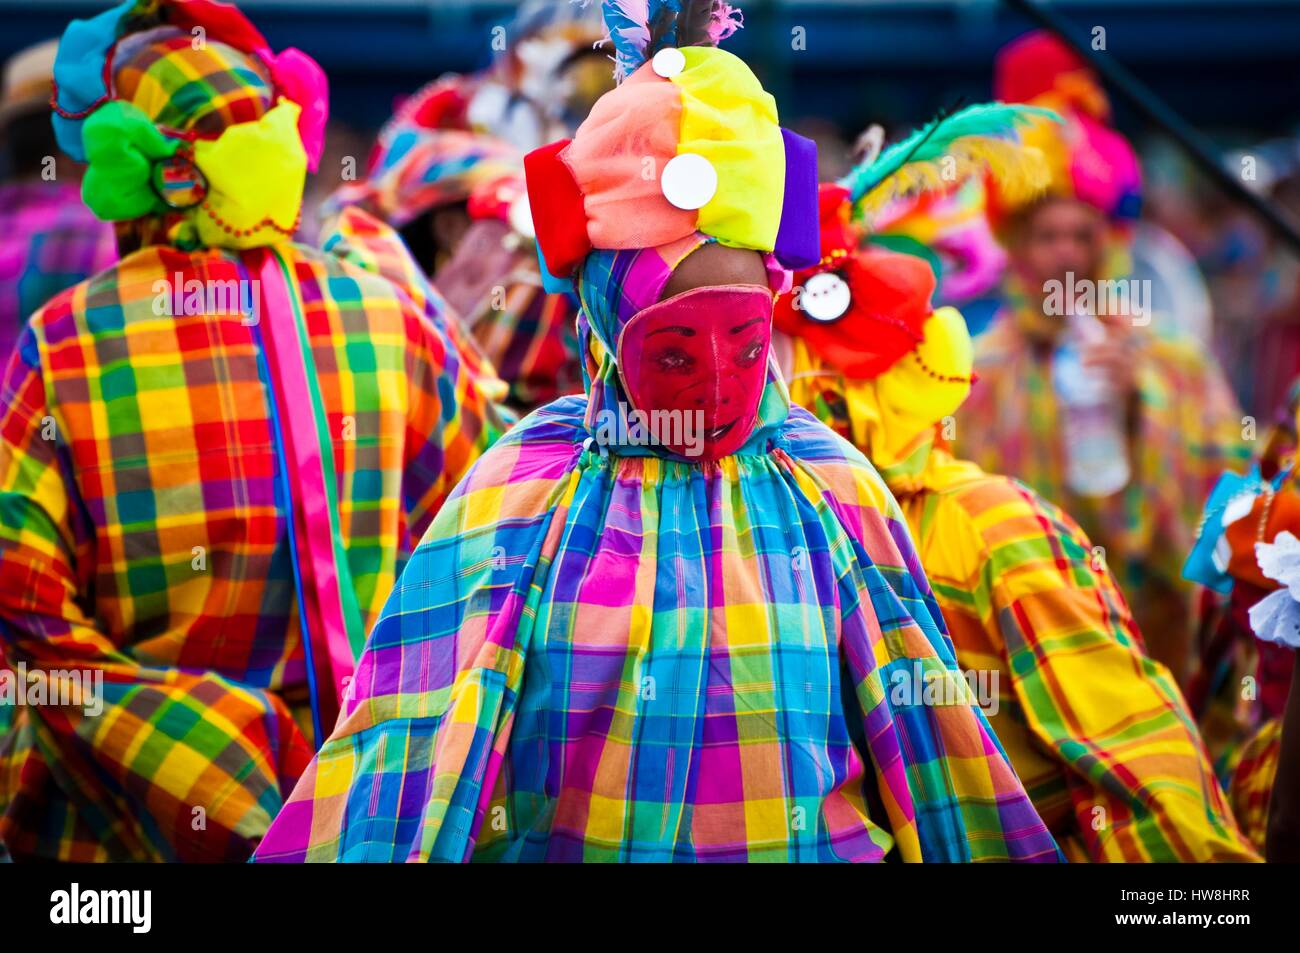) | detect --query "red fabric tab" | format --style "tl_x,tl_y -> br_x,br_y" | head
169,0 -> 268,54
524,139 -> 591,279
